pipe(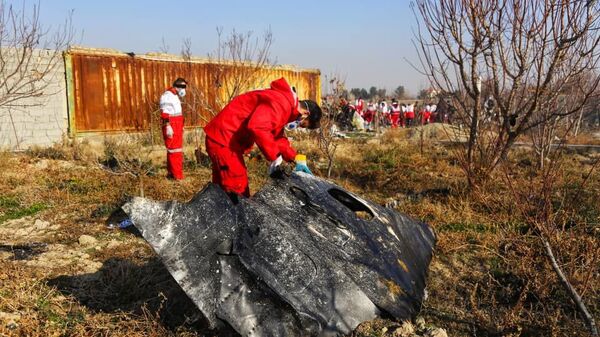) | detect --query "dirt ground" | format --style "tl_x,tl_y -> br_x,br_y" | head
0,129 -> 598,336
